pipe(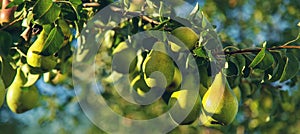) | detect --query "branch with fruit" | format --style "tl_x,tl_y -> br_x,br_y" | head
0,0 -> 300,132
